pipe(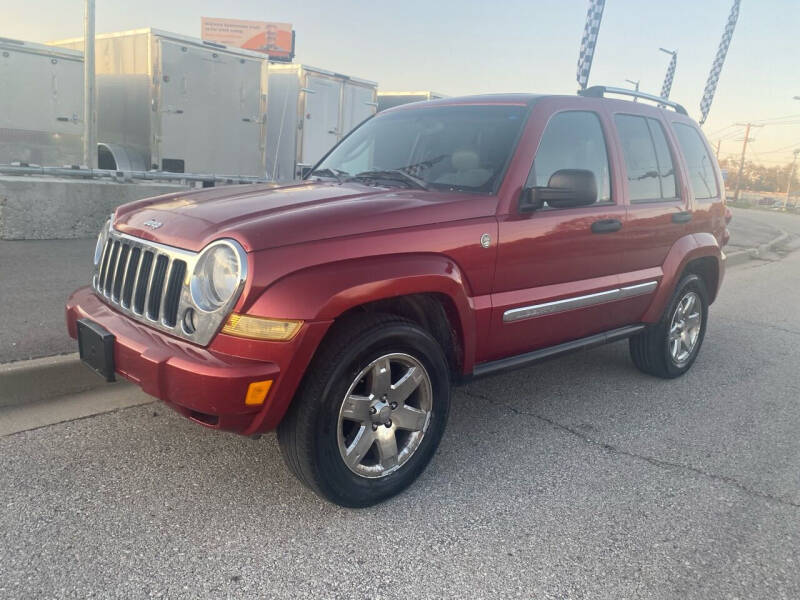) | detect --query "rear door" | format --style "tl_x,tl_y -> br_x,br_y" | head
489,108 -> 635,361
612,112 -> 689,274
300,73 -> 342,172
669,121 -> 725,242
